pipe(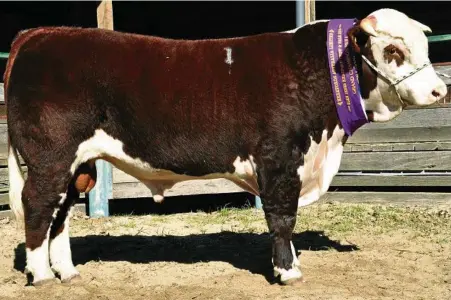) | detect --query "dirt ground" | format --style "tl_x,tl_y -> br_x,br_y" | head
0,201 -> 450,300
